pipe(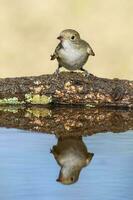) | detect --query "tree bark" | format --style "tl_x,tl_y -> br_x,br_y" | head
0,72 -> 132,108
0,106 -> 132,136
